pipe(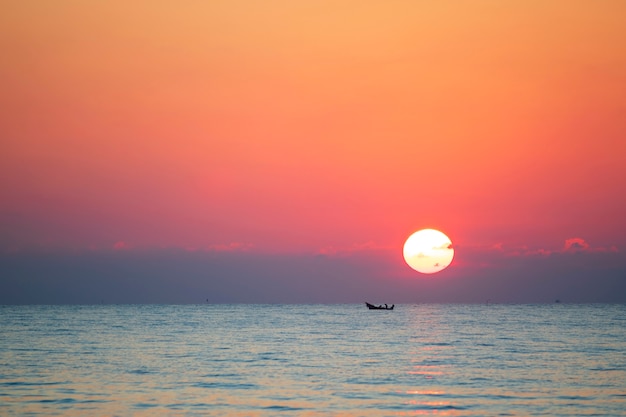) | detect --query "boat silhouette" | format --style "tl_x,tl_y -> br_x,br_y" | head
365,302 -> 394,310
